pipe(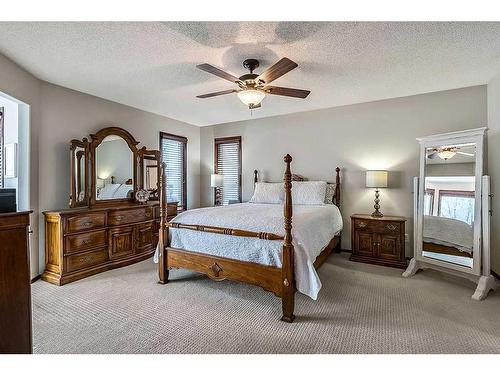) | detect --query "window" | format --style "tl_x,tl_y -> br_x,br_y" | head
215,136 -> 241,205
0,107 -> 3,188
160,132 -> 187,210
423,188 -> 435,215
438,190 -> 475,225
